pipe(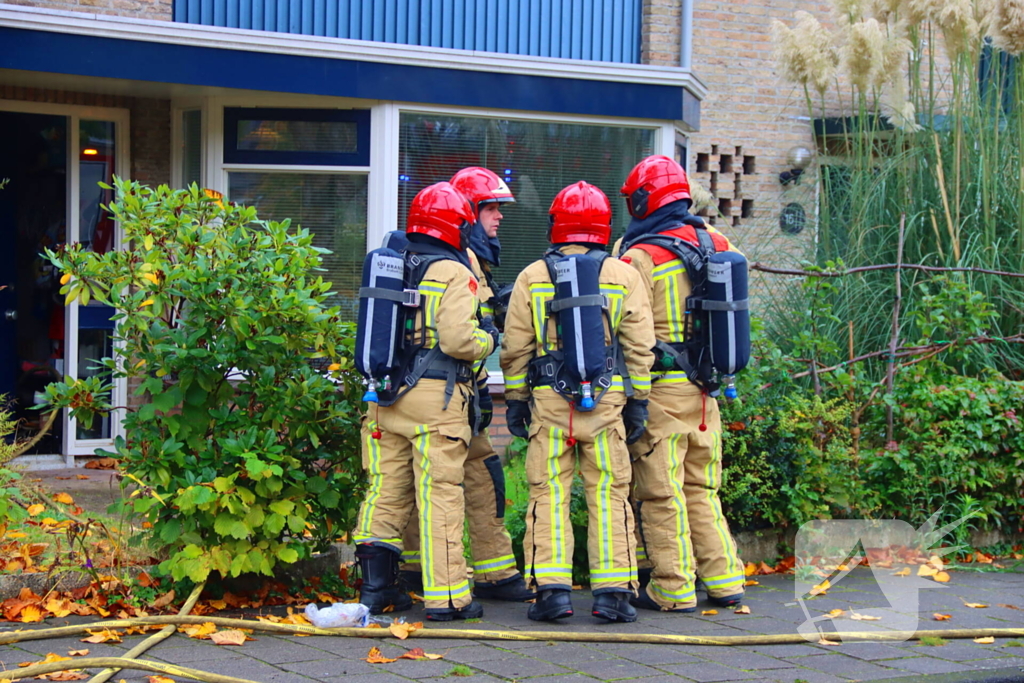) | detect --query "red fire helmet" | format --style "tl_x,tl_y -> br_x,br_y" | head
407,182 -> 475,250
450,167 -> 515,217
548,181 -> 612,246
620,155 -> 692,220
